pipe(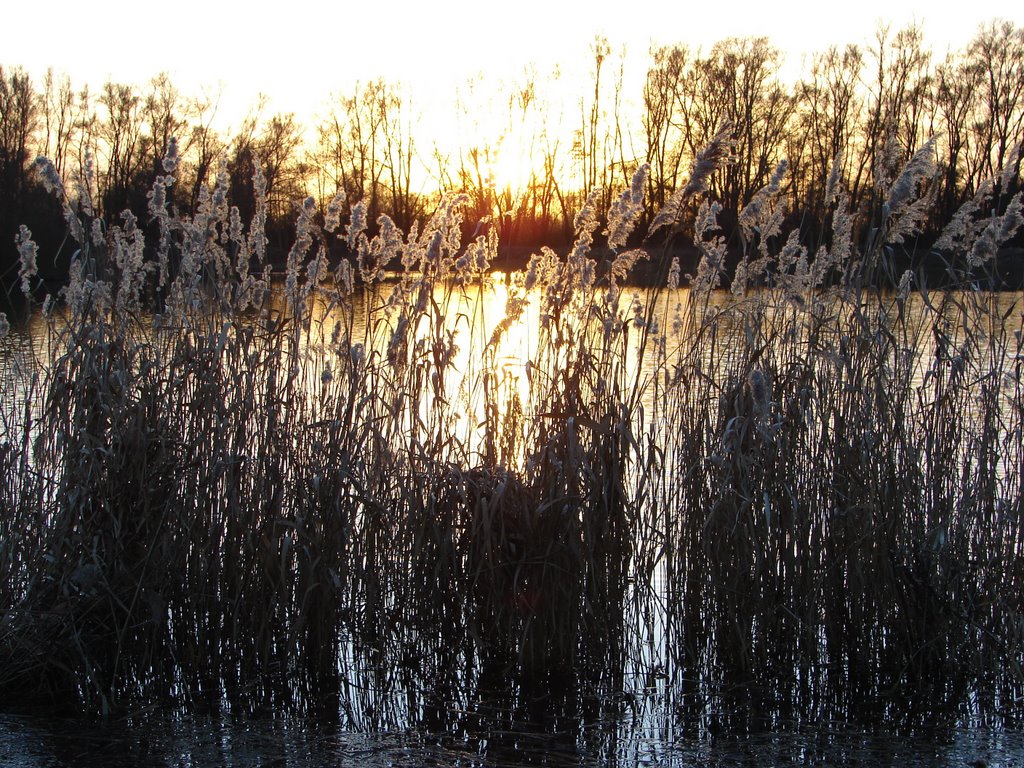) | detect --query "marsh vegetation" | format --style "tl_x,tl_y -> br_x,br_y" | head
0,99 -> 1022,763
